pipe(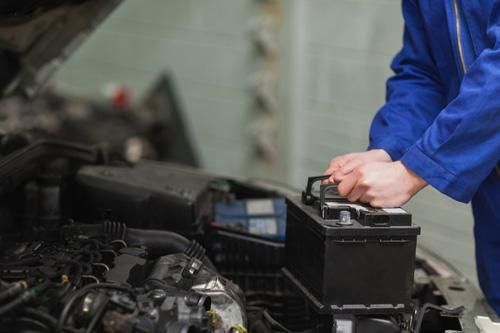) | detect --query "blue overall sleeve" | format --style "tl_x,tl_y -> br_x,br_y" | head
400,5 -> 500,203
368,0 -> 447,160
